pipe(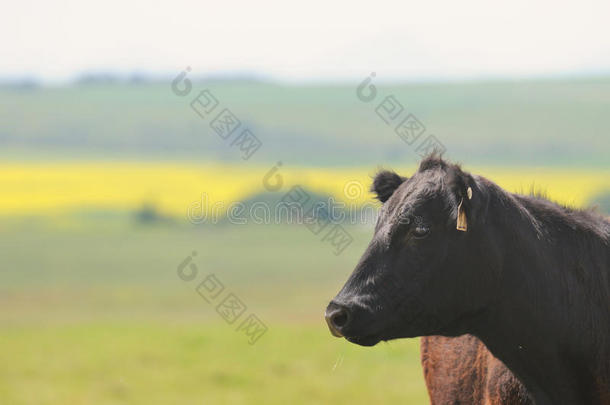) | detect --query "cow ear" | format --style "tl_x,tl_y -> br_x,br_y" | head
371,170 -> 406,203
447,165 -> 484,232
